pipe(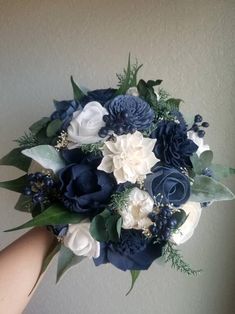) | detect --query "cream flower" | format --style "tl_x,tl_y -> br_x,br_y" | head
187,130 -> 210,156
126,87 -> 139,97
98,131 -> 158,183
64,222 -> 100,258
119,188 -> 154,229
67,101 -> 108,149
170,201 -> 202,245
